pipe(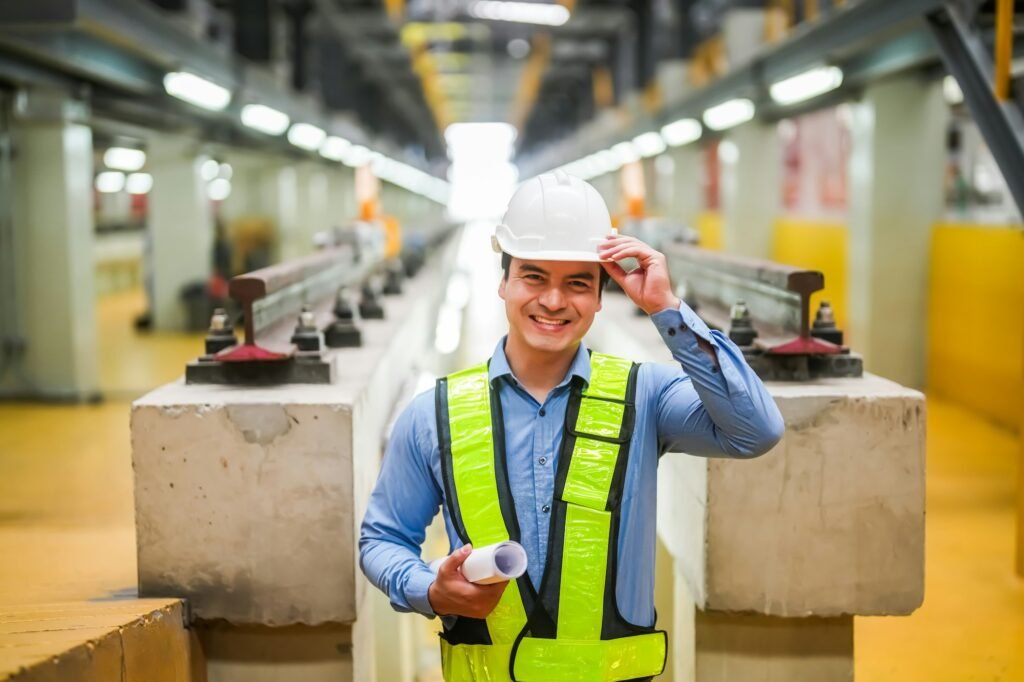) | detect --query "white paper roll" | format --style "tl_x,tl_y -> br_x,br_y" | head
429,541 -> 528,585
